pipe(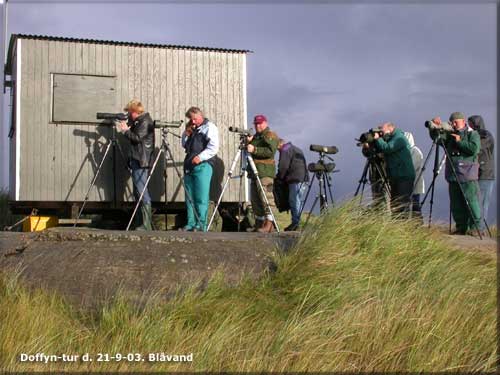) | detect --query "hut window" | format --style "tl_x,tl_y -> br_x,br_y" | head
52,74 -> 116,123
